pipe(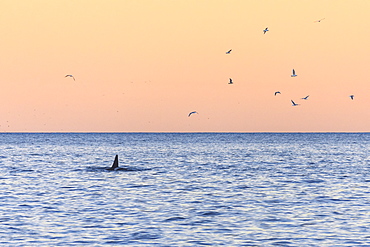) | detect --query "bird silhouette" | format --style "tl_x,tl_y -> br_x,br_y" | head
302,95 -> 309,100
314,18 -> 325,23
291,100 -> 299,106
65,75 -> 75,81
188,111 -> 198,117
